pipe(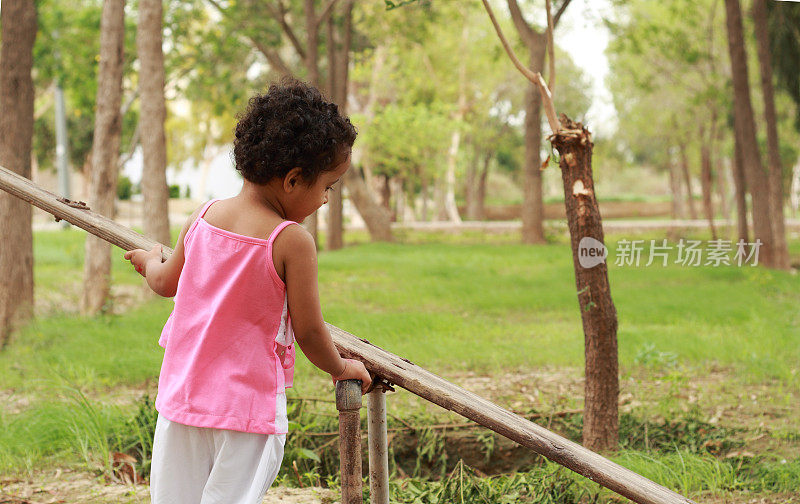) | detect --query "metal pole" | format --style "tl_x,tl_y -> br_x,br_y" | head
336,379 -> 363,504
54,84 -> 71,229
367,389 -> 389,504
